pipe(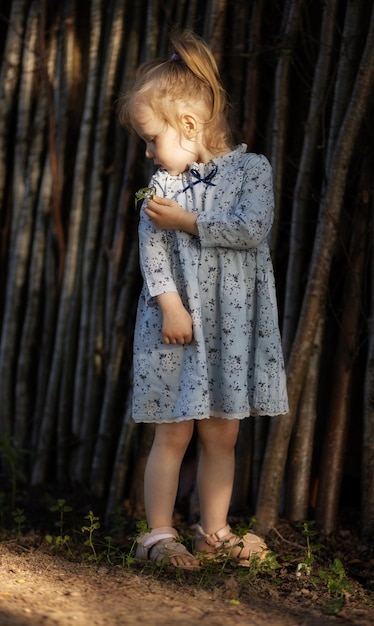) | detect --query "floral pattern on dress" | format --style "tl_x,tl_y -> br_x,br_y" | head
132,144 -> 288,423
